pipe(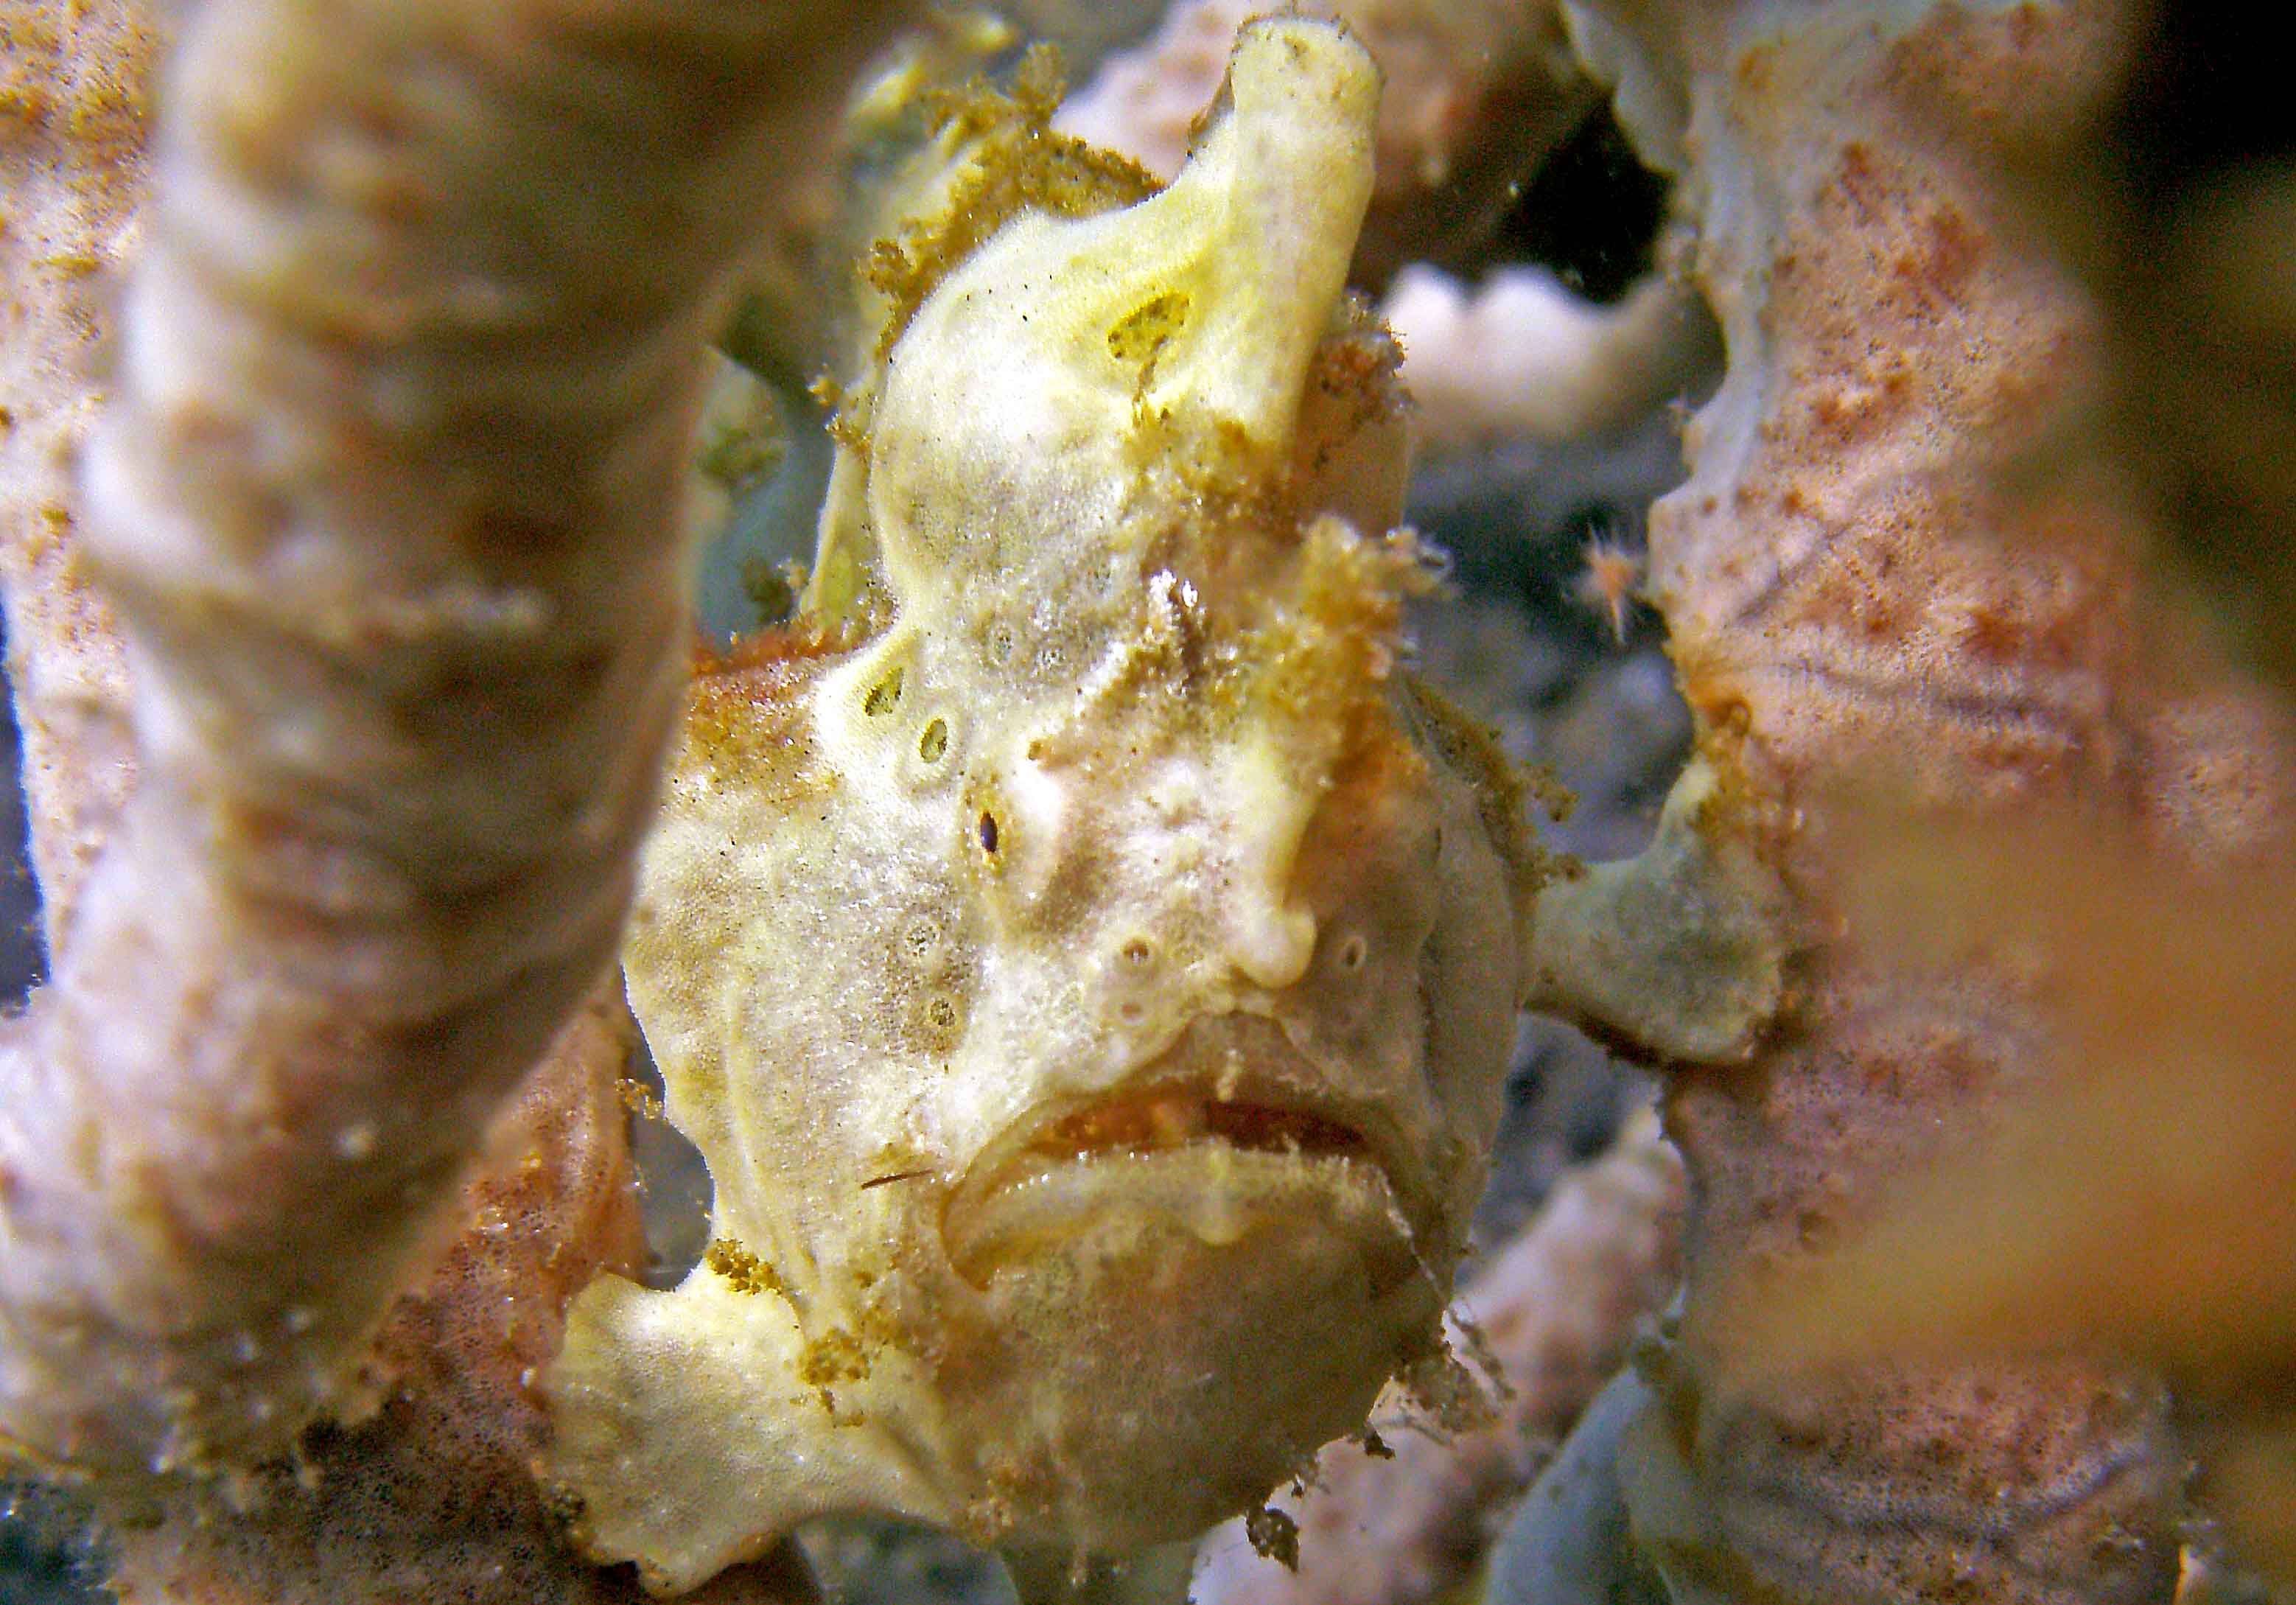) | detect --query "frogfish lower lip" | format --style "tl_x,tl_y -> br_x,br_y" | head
939,1016 -> 1423,1288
